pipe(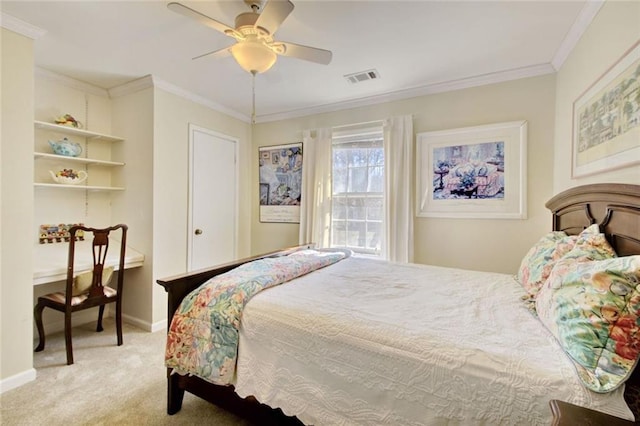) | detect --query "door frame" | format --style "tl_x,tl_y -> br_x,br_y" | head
187,123 -> 239,271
